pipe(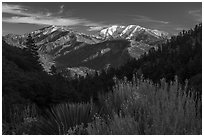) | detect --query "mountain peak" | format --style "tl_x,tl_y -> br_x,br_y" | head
99,24 -> 169,40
